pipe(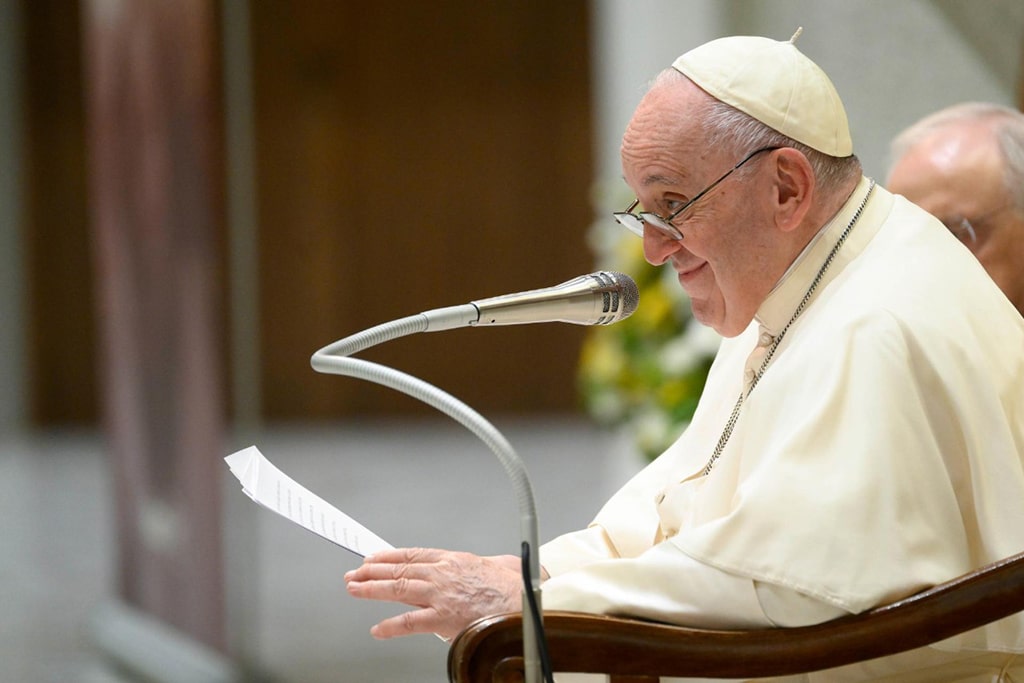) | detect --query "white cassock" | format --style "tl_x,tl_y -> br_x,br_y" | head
541,177 -> 1024,682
